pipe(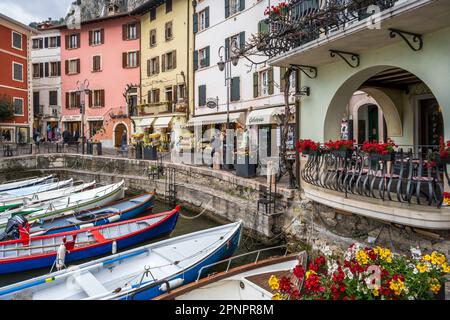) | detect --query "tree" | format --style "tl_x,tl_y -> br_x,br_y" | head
0,95 -> 14,121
